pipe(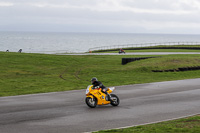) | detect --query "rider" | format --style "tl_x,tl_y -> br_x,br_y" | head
91,77 -> 111,101
119,48 -> 125,53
